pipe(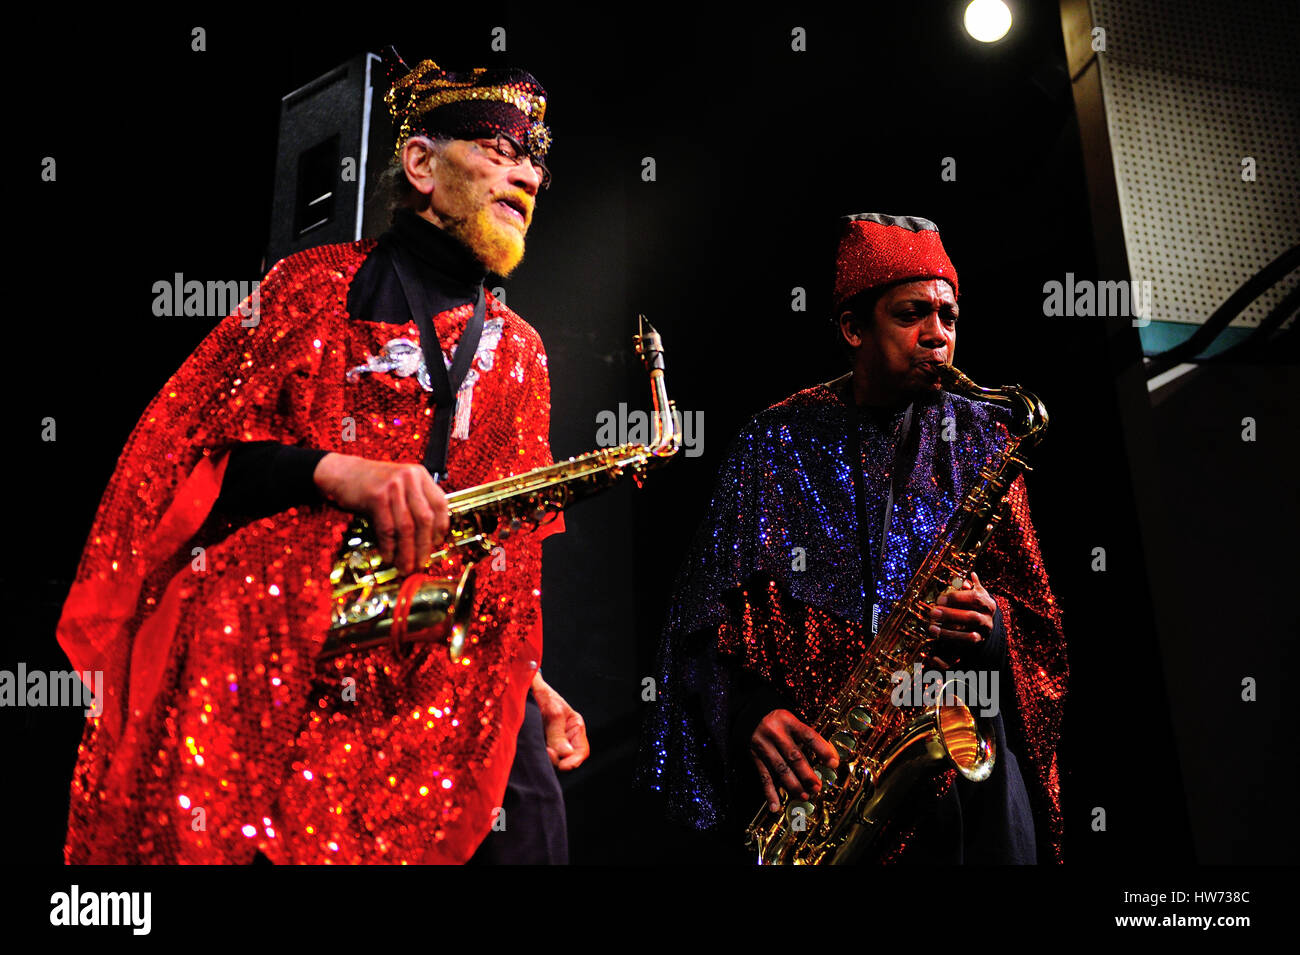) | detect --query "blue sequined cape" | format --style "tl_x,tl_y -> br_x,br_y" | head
639,375 -> 1067,860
